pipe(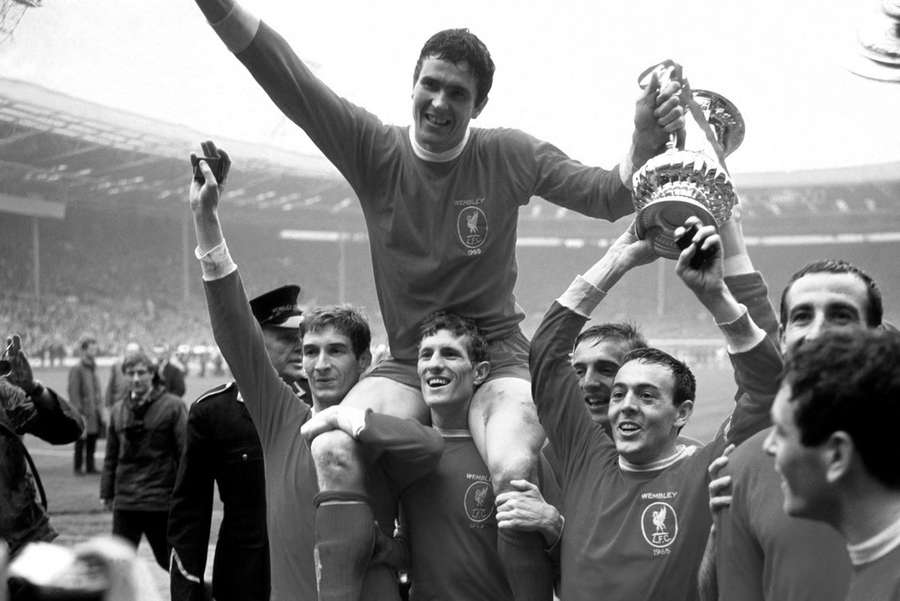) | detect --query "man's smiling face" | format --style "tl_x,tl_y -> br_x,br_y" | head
417,328 -> 486,414
571,337 -> 629,431
411,56 -> 485,153
608,359 -> 691,465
